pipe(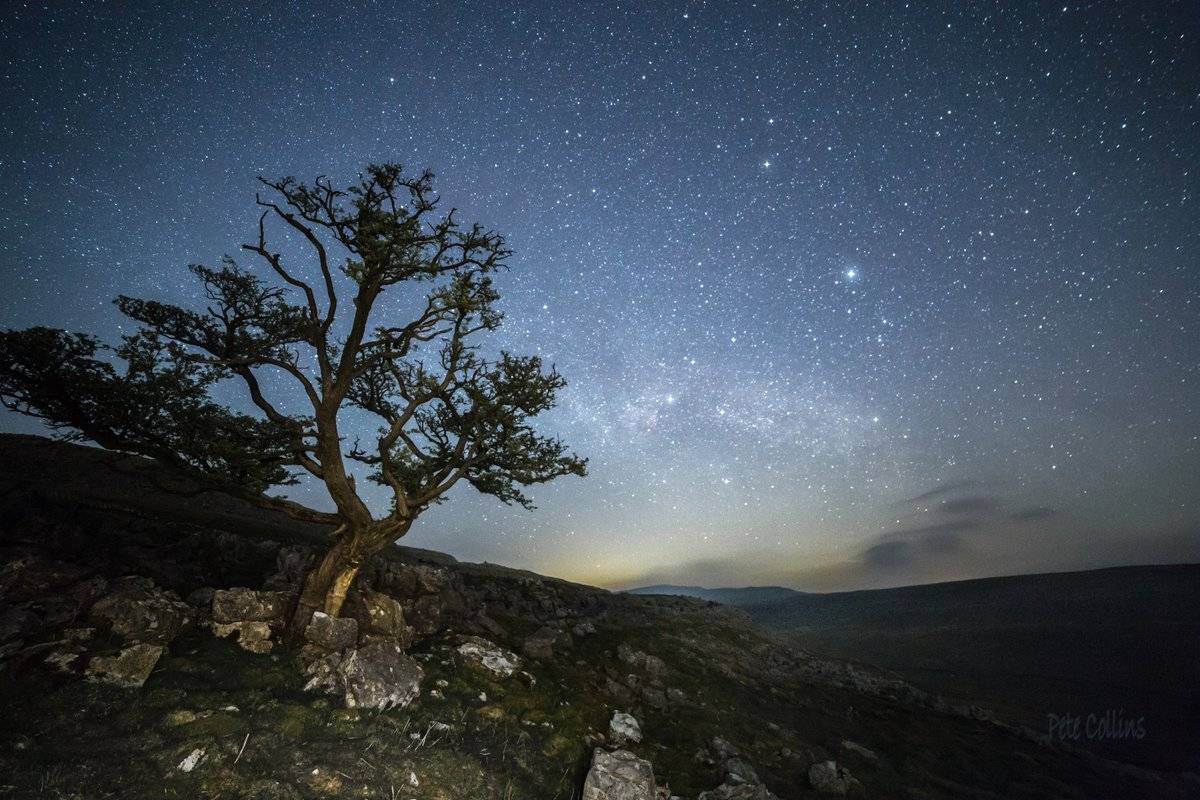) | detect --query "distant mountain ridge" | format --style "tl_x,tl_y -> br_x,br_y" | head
625,583 -> 803,605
